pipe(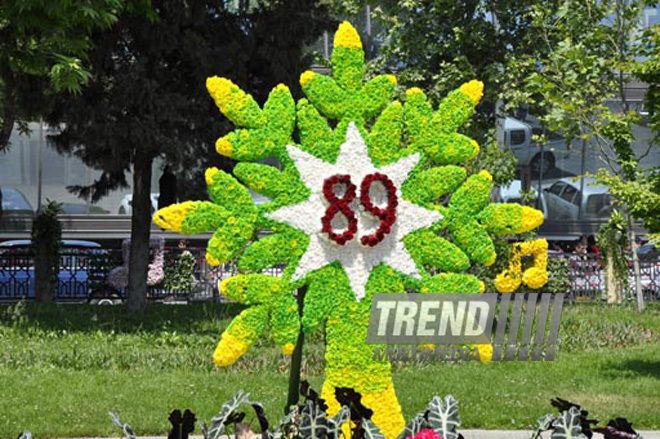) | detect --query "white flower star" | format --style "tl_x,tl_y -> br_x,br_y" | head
267,122 -> 443,301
